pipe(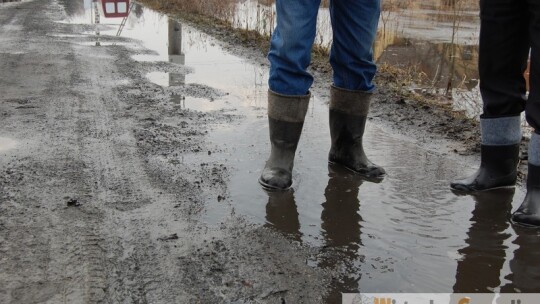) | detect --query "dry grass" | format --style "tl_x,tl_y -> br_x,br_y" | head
377,63 -> 474,121
141,0 -> 237,19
